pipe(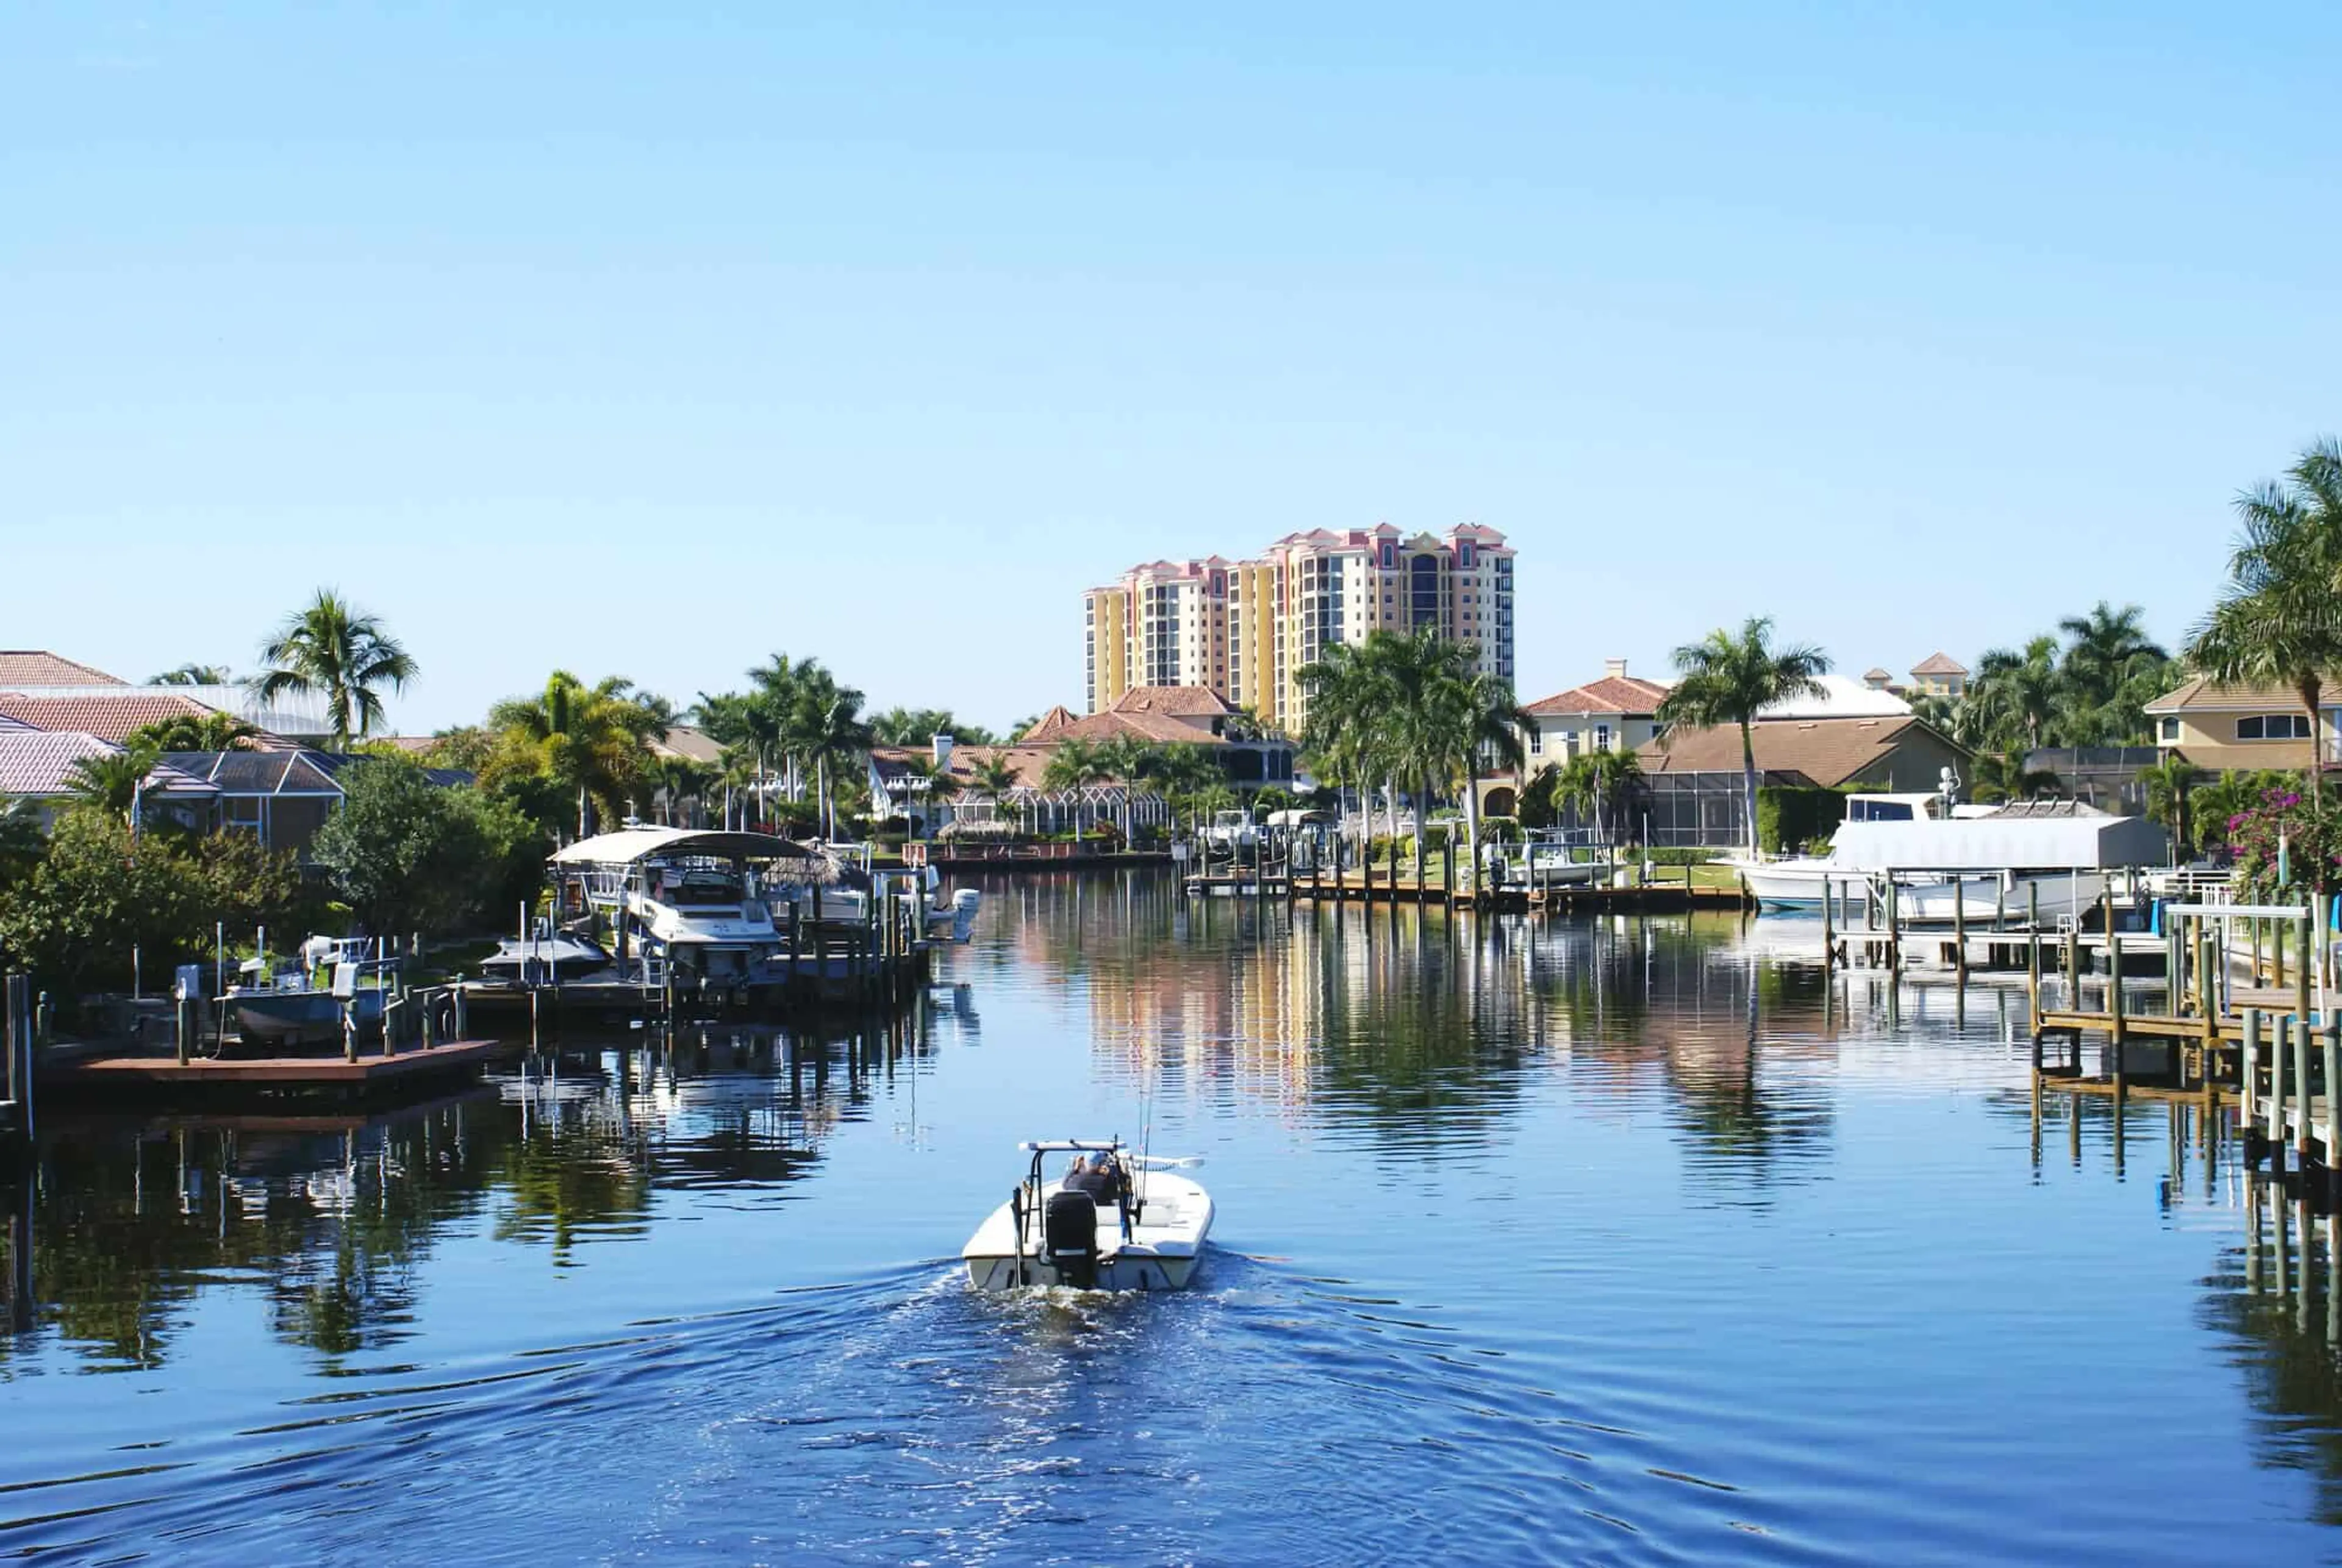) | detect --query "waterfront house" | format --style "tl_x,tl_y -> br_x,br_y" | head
0,691 -> 280,747
1635,678 -> 1973,846
868,686 -> 1295,838
0,730 -> 219,830
1515,660 -> 1668,764
0,648 -> 334,742
2142,677 -> 2342,773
